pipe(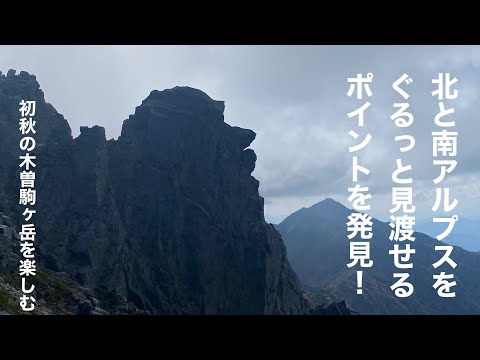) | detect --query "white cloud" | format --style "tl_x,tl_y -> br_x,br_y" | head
1,45 -> 478,223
